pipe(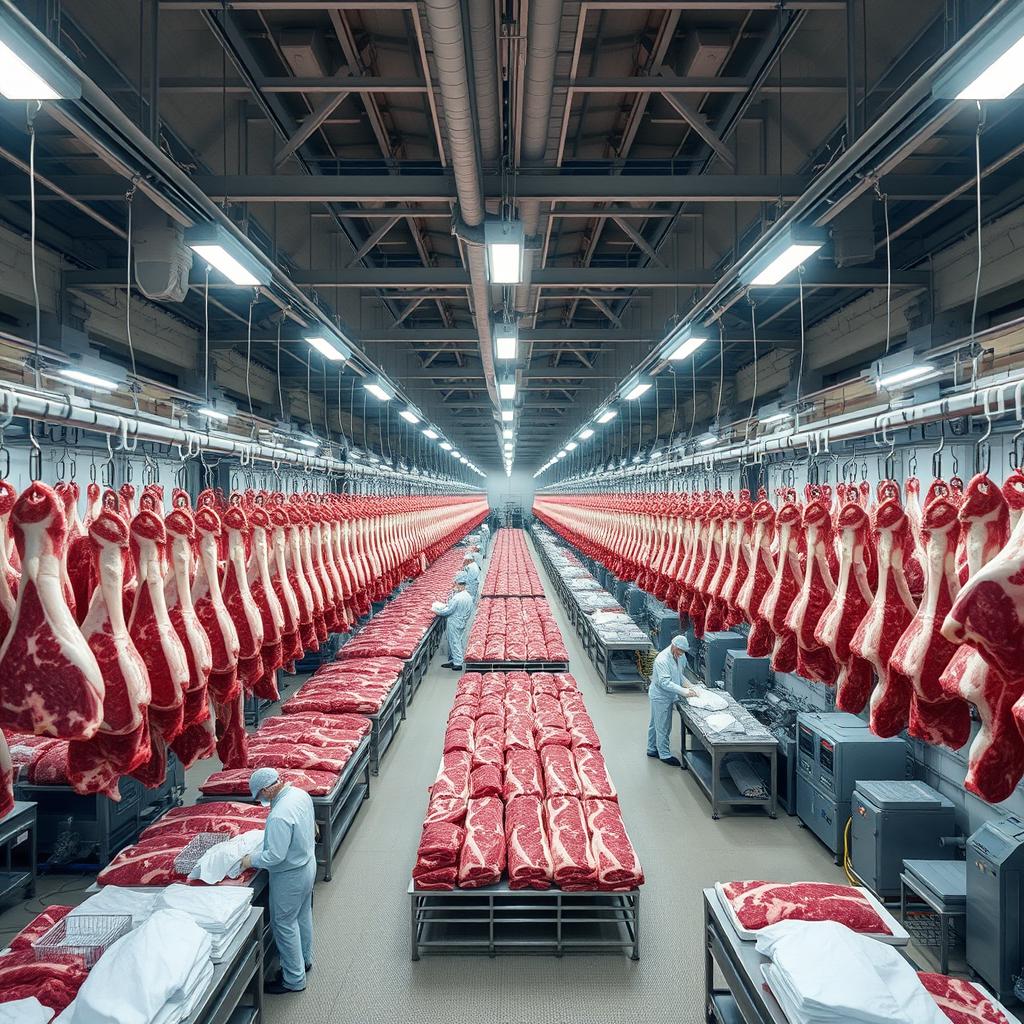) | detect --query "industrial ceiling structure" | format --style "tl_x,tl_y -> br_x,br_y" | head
1,0 -> 1023,476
